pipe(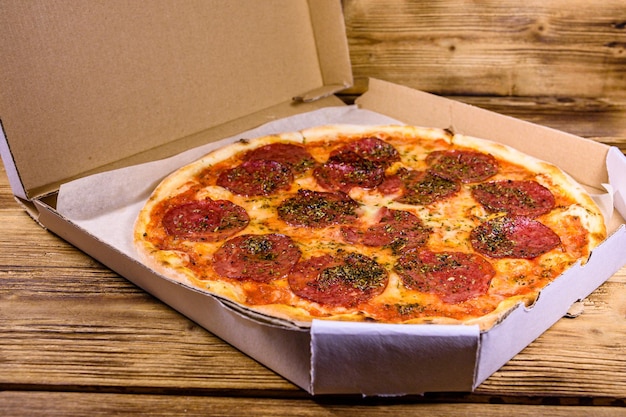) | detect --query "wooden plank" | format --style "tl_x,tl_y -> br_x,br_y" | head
343,0 -> 626,98
1,391 -> 625,417
0,297 -> 295,394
